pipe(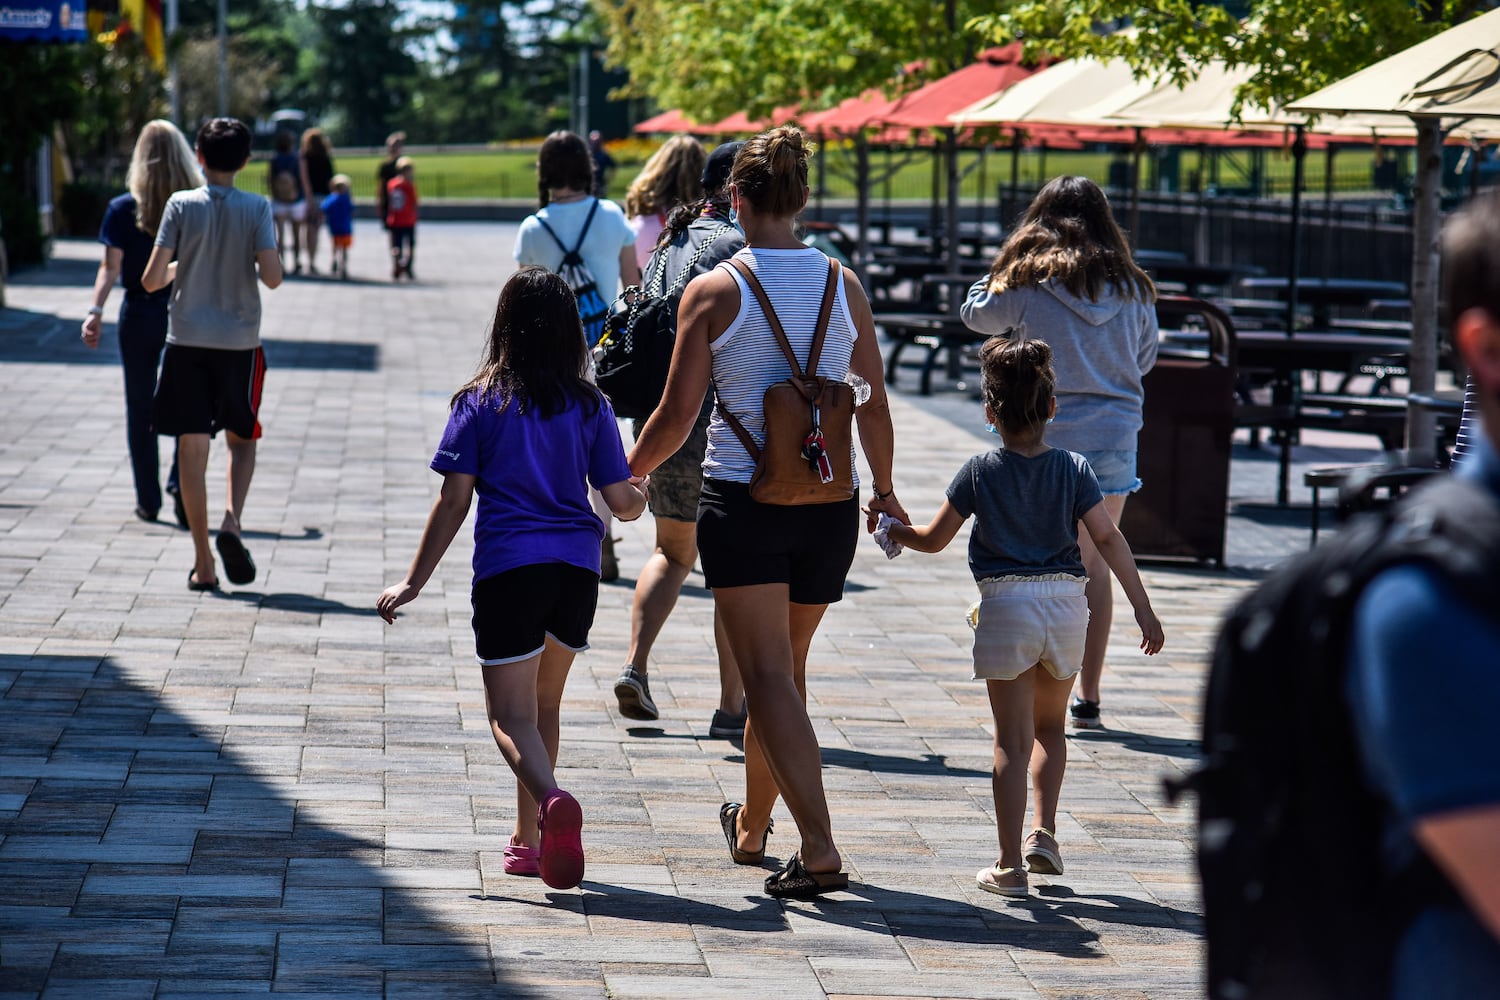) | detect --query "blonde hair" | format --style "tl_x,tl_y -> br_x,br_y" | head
126,120 -> 200,237
395,155 -> 413,171
330,173 -> 351,191
300,127 -> 331,159
624,135 -> 705,218
730,126 -> 812,218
